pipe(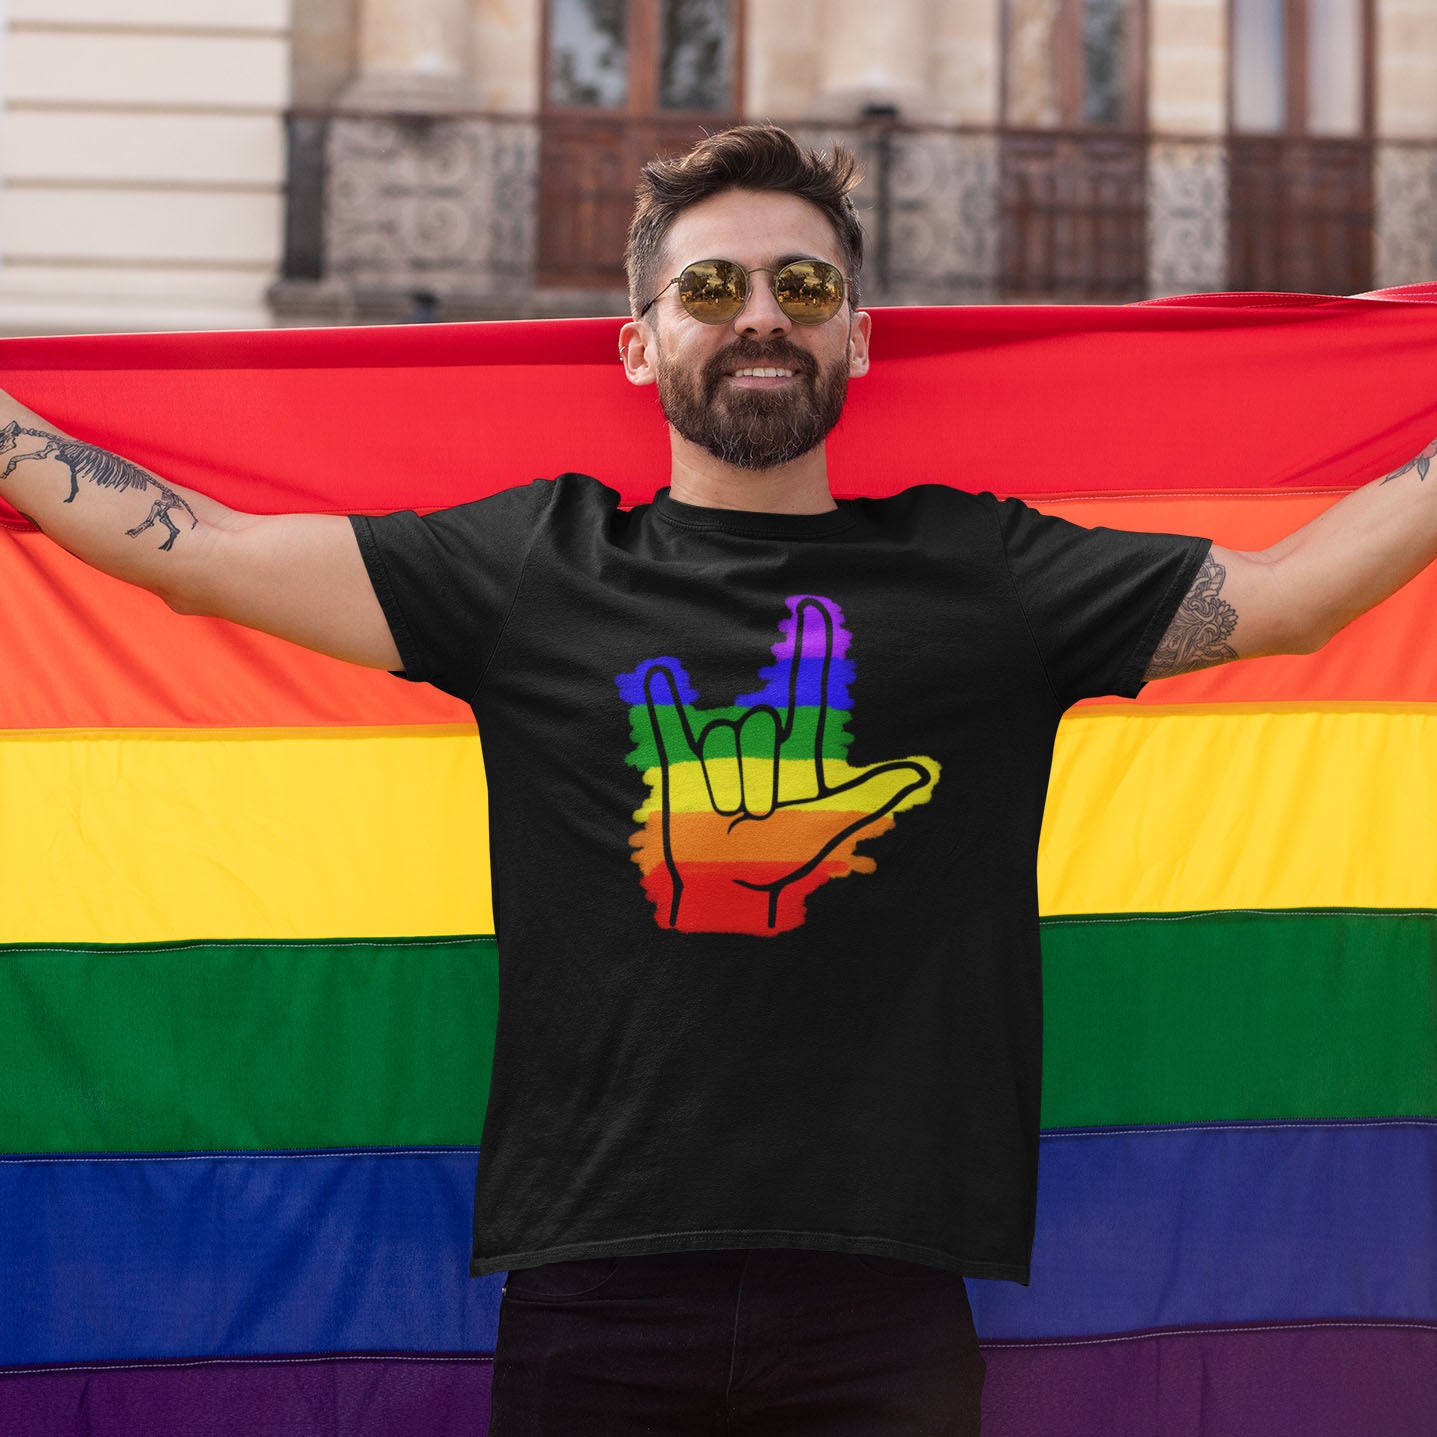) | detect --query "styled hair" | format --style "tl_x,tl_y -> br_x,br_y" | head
625,123 -> 865,318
